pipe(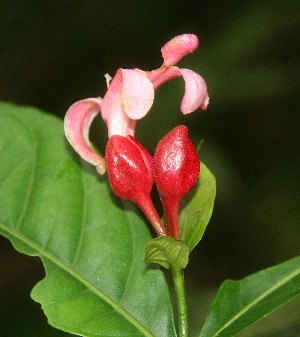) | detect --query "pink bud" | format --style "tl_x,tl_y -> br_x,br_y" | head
161,34 -> 199,67
105,135 -> 167,236
153,125 -> 200,238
